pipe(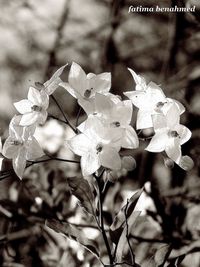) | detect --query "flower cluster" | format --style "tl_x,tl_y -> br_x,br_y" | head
62,63 -> 139,176
124,69 -> 192,168
1,65 -> 67,178
1,62 -> 193,179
